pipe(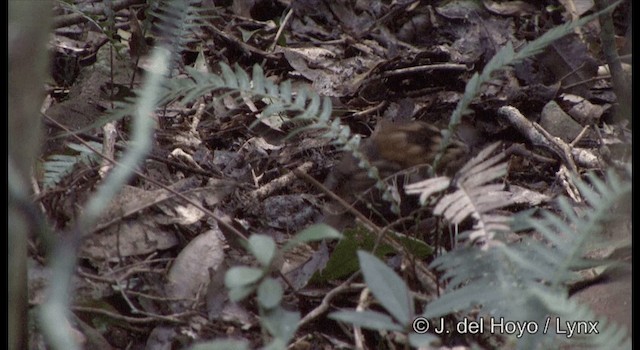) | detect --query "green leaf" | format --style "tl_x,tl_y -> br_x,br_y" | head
293,89 -> 306,109
282,224 -> 342,252
357,251 -> 413,325
262,338 -> 287,350
192,46 -> 210,73
261,307 -> 300,343
305,93 -> 320,118
319,96 -> 332,121
422,284 -> 494,319
312,233 -> 357,280
228,284 -> 256,302
267,81 -> 279,97
247,234 -> 276,267
188,339 -> 249,350
252,64 -> 265,94
579,181 -> 604,209
261,103 -> 286,122
258,277 -> 283,309
237,27 -> 261,42
408,333 -> 440,348
43,142 -> 104,190
312,228 -> 379,282
397,235 -> 434,258
235,63 -> 250,89
312,227 -> 431,283
225,266 -> 263,288
219,63 -> 237,88
280,80 -> 292,104
329,310 -> 404,332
